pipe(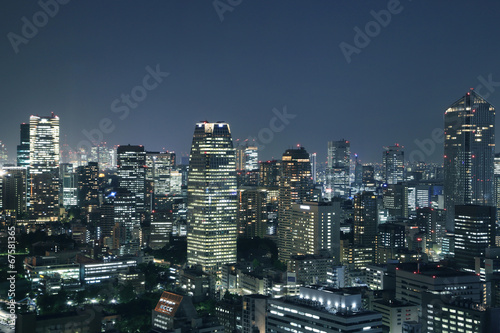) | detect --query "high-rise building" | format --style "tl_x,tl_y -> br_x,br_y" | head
259,160 -> 280,188
362,165 -> 376,187
29,114 -> 60,220
112,188 -> 139,249
377,223 -> 405,264
1,166 -> 27,216
326,140 -> 350,199
89,145 -> 116,171
382,183 -> 409,219
444,89 -> 495,231
17,123 -> 30,168
187,121 -> 237,273
0,142 -> 8,166
146,151 -> 176,211
494,153 -> 500,223
76,162 -> 99,213
278,147 -> 313,263
289,201 -> 341,262
383,144 -> 404,185
353,191 -> 378,254
117,145 -> 146,214
310,152 -> 317,184
60,163 -> 77,208
454,205 -> 496,271
237,186 -> 268,239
